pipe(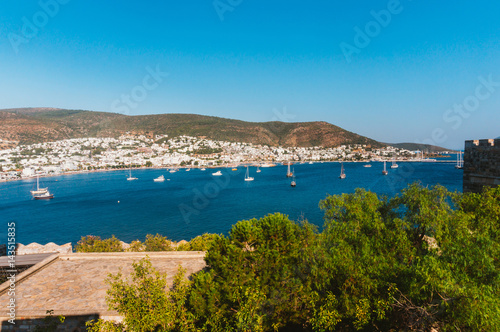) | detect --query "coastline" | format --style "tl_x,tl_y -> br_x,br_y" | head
0,159 -> 457,184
